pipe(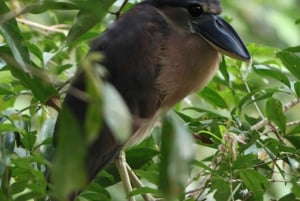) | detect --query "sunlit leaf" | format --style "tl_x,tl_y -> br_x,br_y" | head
103,82 -> 131,143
